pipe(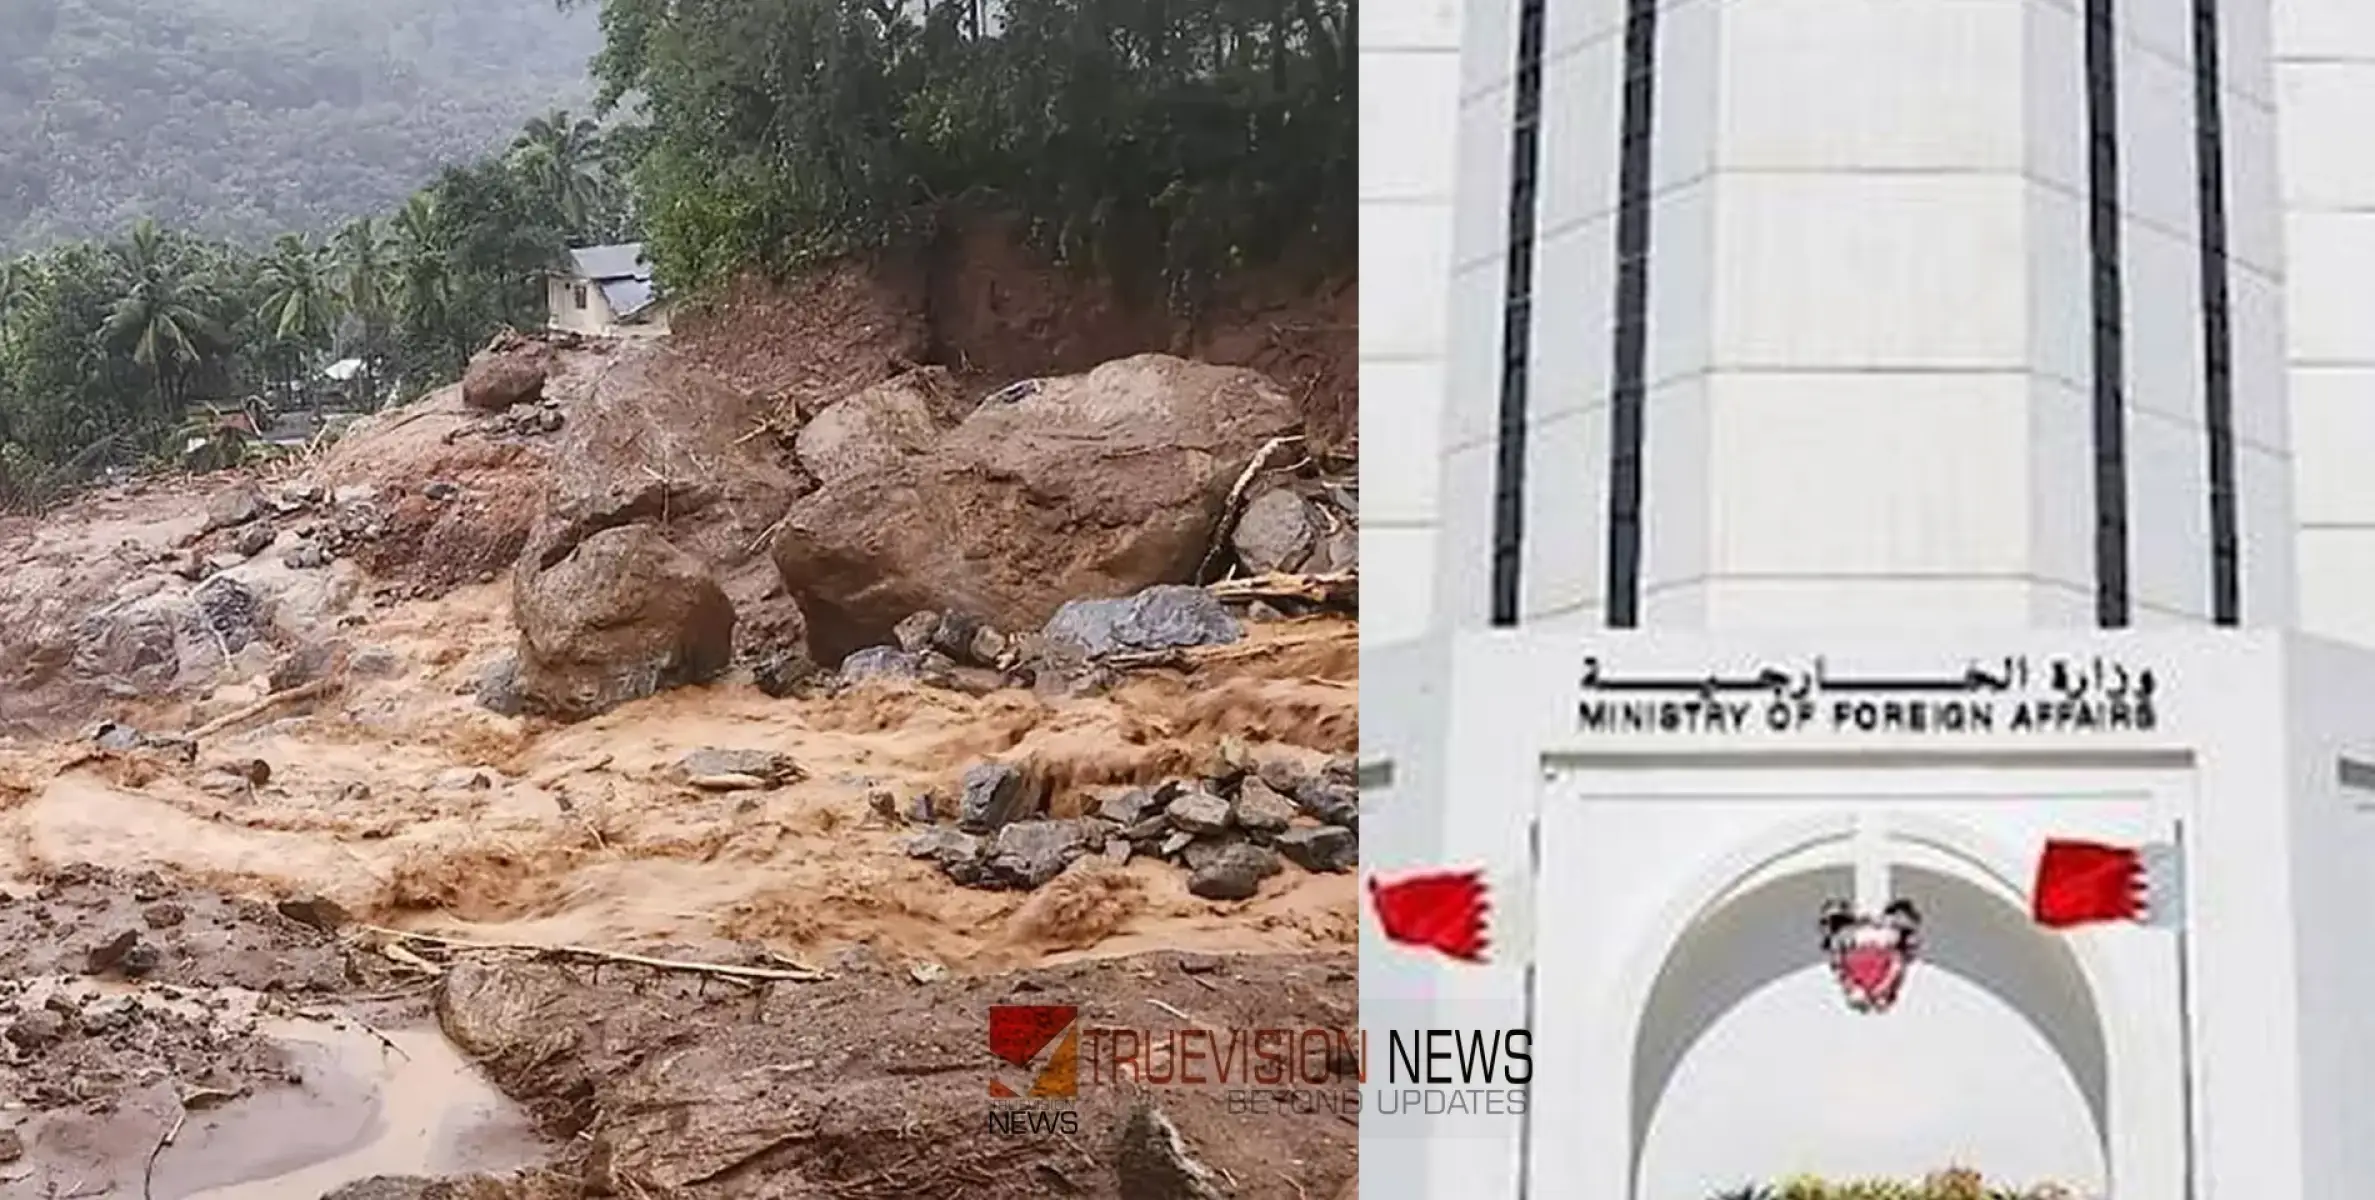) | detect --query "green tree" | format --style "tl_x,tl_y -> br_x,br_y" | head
254,232 -> 341,416
333,216 -> 396,404
100,218 -> 223,425
508,109 -> 616,240
565,0 -> 1351,308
